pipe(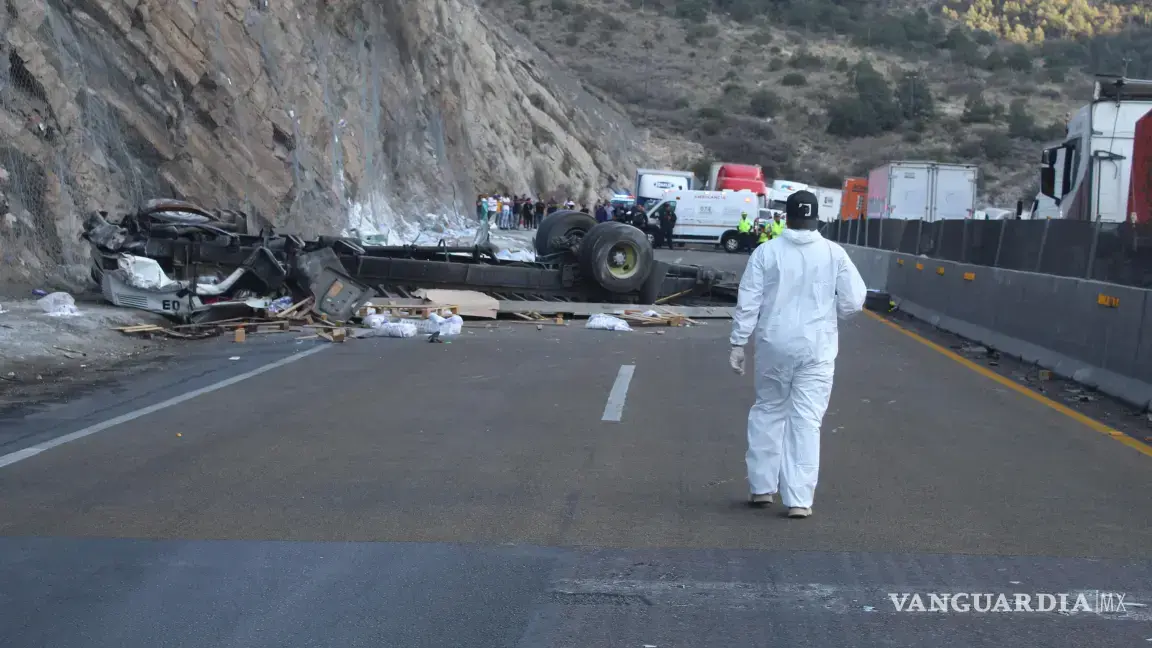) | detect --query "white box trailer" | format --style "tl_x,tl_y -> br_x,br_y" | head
634,169 -> 695,209
866,162 -> 978,221
812,186 -> 842,222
